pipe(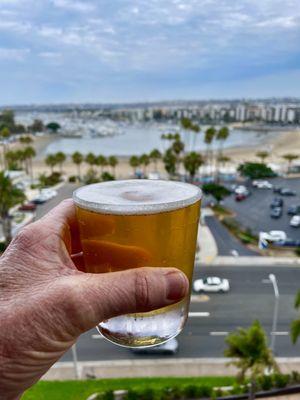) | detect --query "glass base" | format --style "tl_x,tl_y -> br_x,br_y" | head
98,299 -> 188,348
